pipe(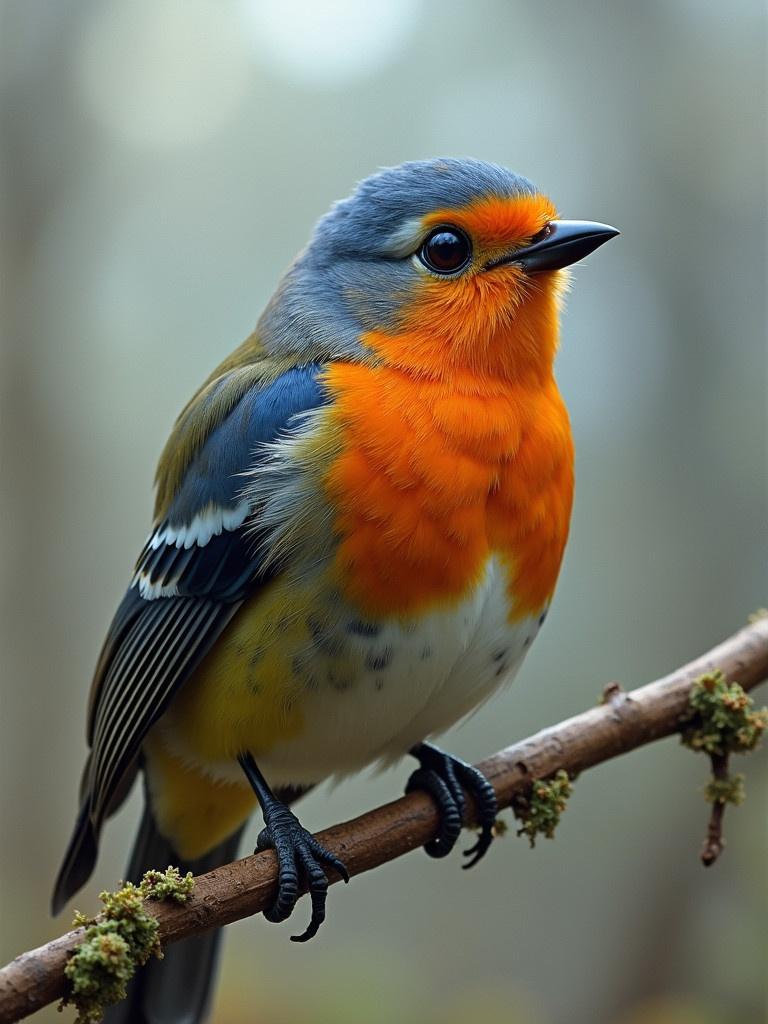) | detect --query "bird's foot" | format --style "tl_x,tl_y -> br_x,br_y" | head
405,742 -> 498,868
255,805 -> 349,942
238,752 -> 348,941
